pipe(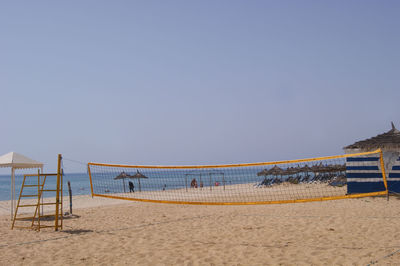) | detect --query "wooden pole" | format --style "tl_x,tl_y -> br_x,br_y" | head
60,170 -> 63,230
68,181 -> 72,214
37,169 -> 41,231
87,164 -> 94,198
379,150 -> 389,201
11,168 -> 14,221
222,173 -> 225,191
11,175 -> 26,229
55,154 -> 62,231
